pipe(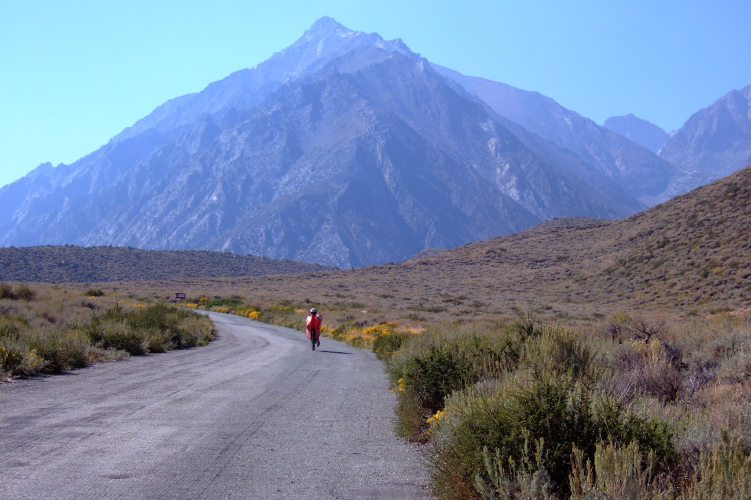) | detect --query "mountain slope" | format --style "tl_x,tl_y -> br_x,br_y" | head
72,49 -> 637,267
417,164 -> 751,310
0,17 -> 415,238
190,164 -> 751,316
659,84 -> 751,193
603,114 -> 669,153
432,64 -> 680,204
